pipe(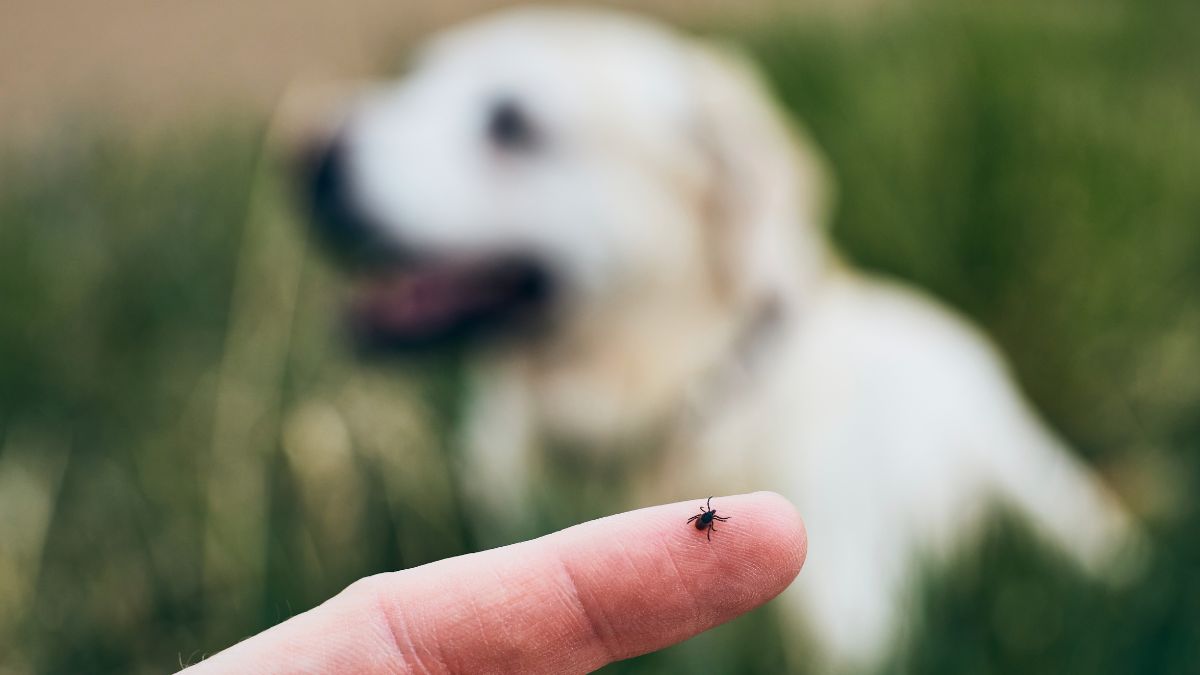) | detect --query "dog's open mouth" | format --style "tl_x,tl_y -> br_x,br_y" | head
298,136 -> 555,351
346,254 -> 554,351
